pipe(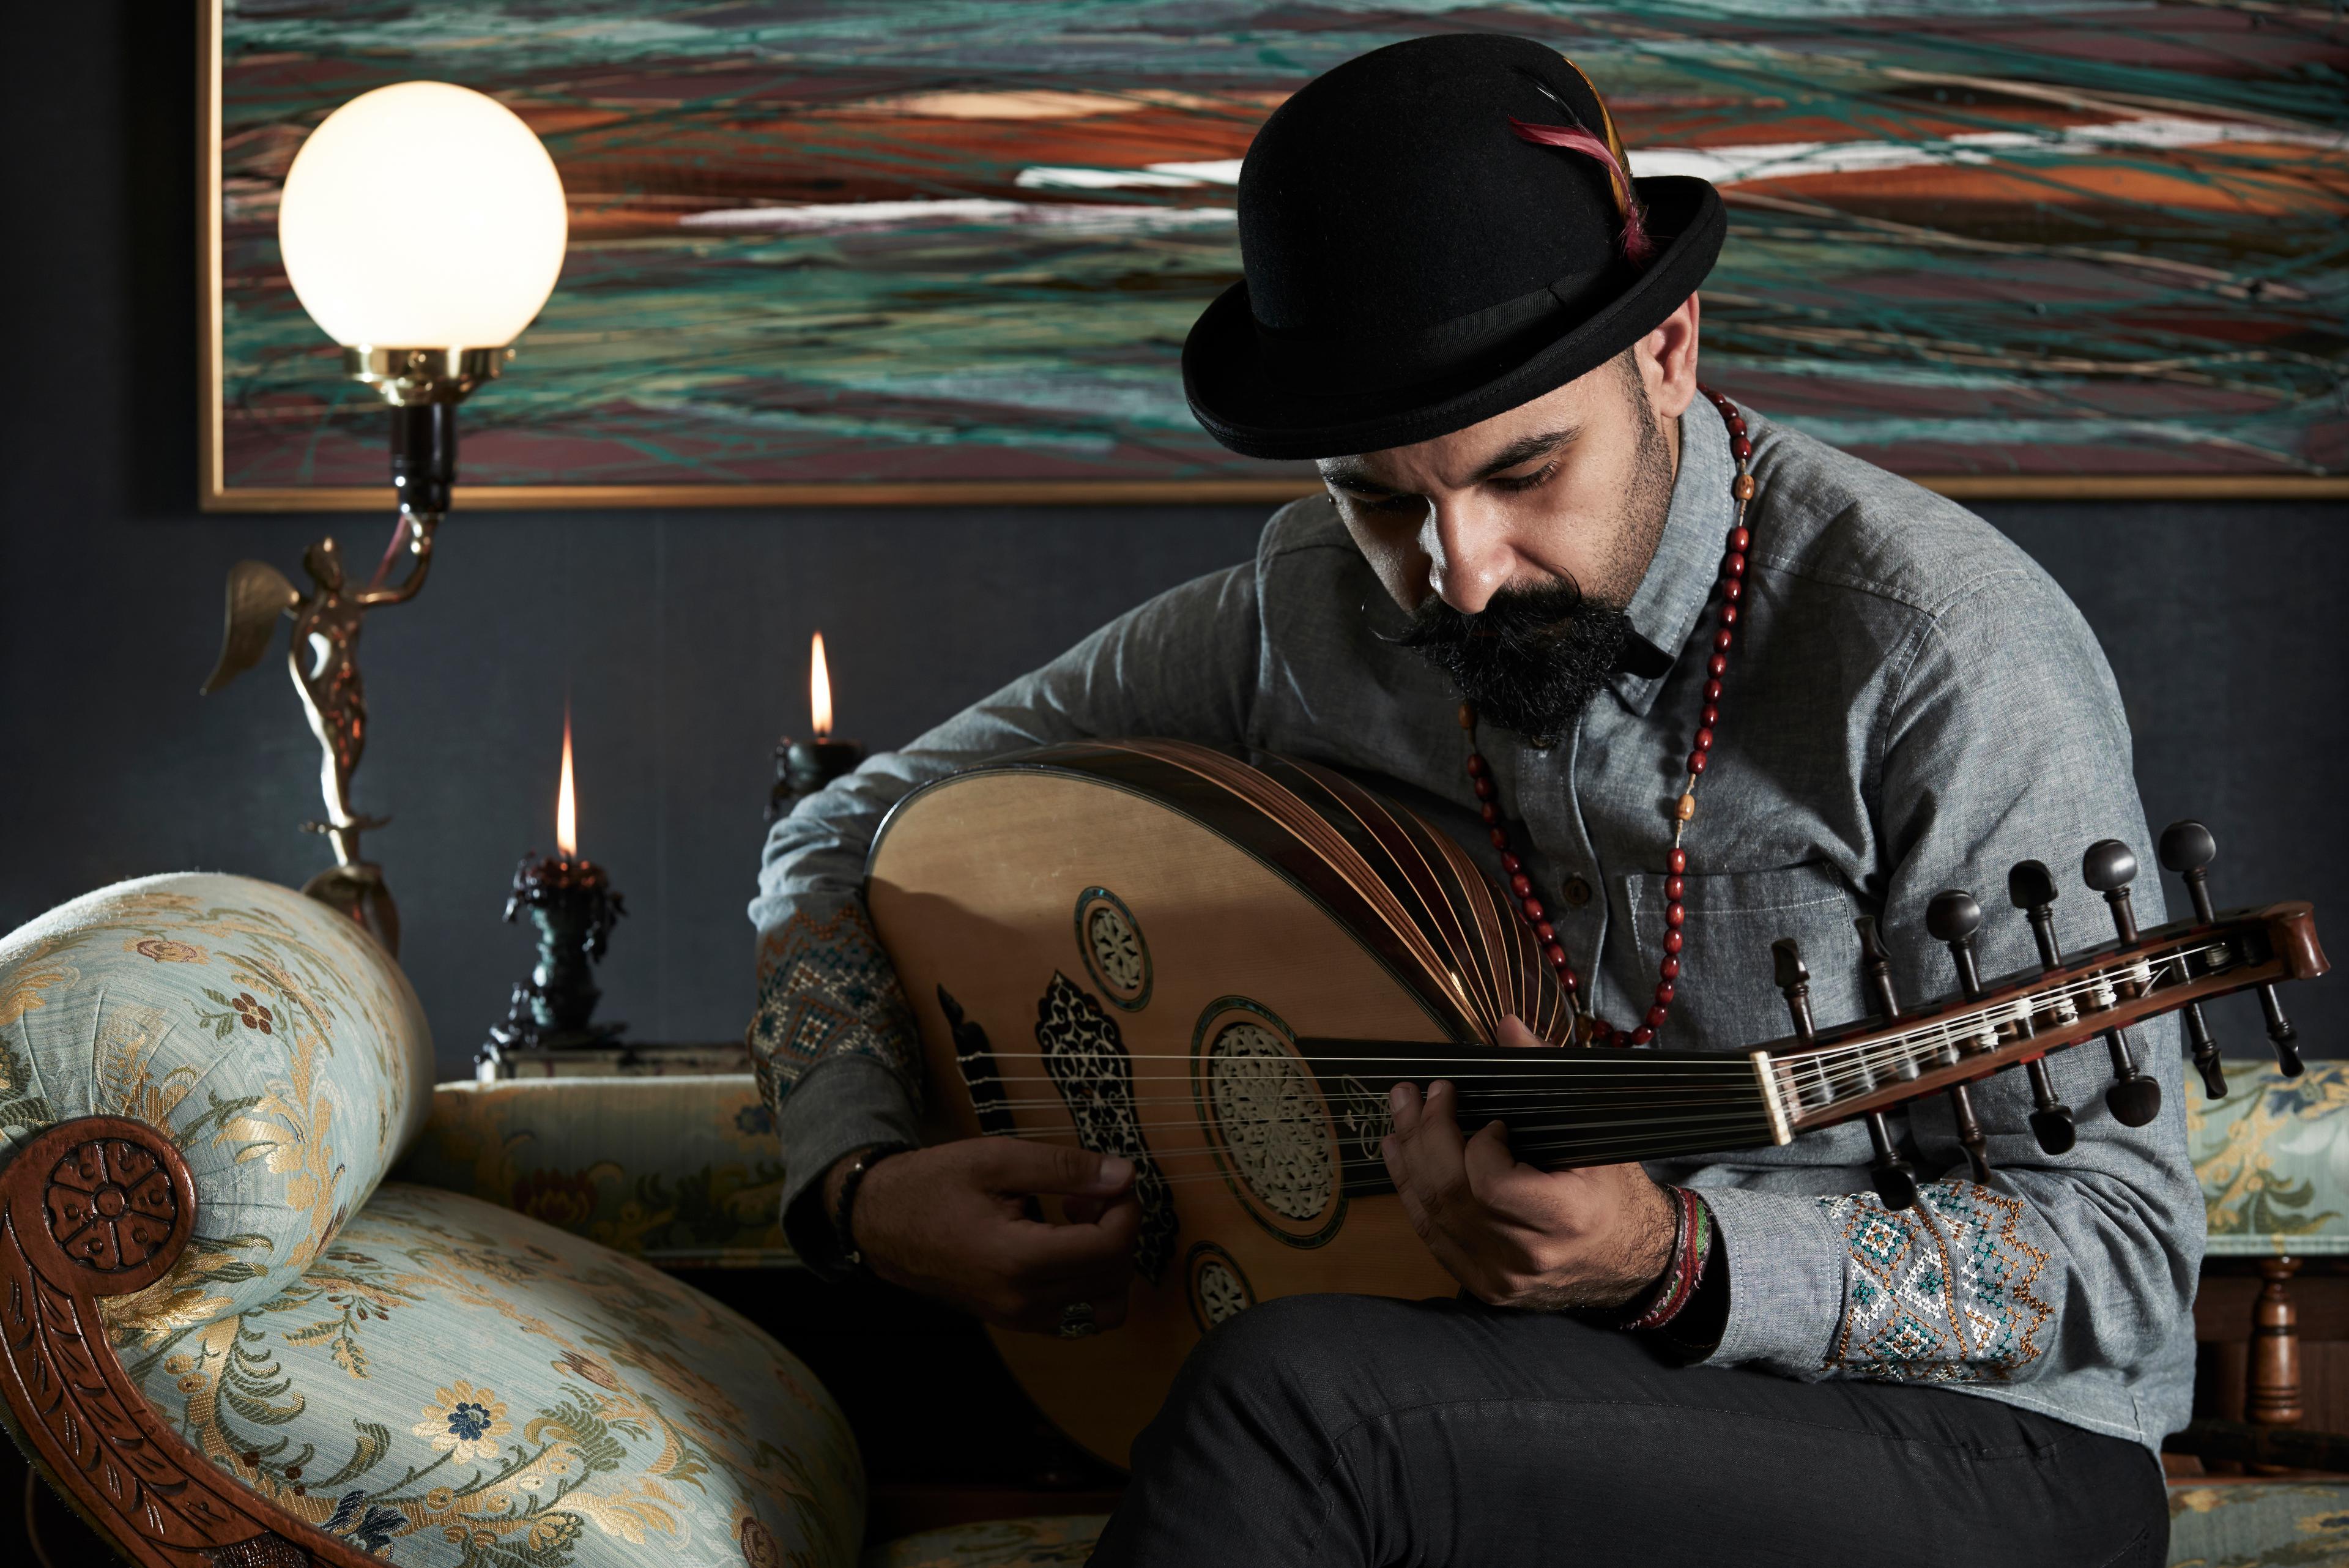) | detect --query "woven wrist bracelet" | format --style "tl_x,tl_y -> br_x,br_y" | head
1622,1186 -> 1711,1333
